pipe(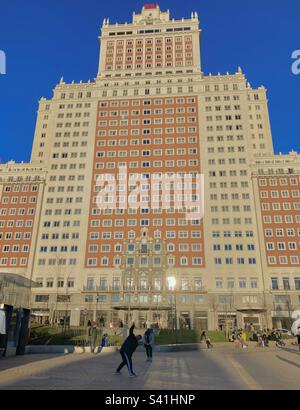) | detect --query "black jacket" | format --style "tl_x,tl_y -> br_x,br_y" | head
120,325 -> 139,356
